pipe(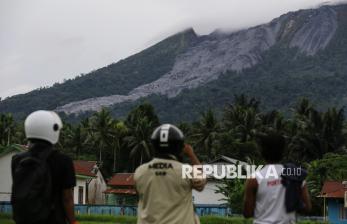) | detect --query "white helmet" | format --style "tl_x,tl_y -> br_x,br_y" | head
24,110 -> 63,144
